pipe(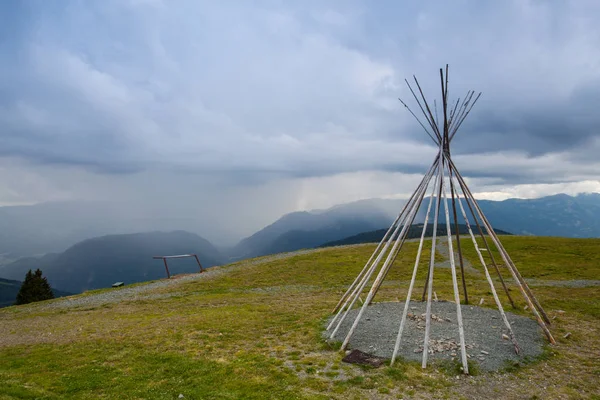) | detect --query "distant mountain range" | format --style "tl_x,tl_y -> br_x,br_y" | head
476,193 -> 600,237
230,199 -> 406,259
228,193 -> 600,258
0,201 -> 236,261
0,193 -> 599,298
0,277 -> 71,308
320,223 -> 511,248
0,231 -> 224,294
